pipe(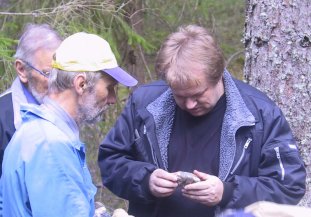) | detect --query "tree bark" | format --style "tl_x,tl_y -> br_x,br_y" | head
244,0 -> 311,206
122,0 -> 150,84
